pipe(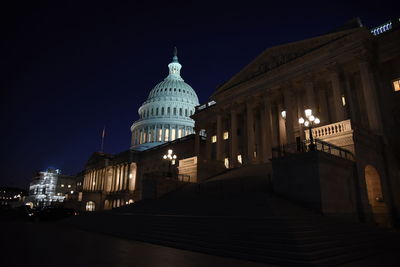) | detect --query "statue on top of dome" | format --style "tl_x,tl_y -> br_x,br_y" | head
172,47 -> 179,63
